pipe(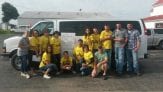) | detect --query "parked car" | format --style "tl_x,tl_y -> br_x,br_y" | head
147,28 -> 163,49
